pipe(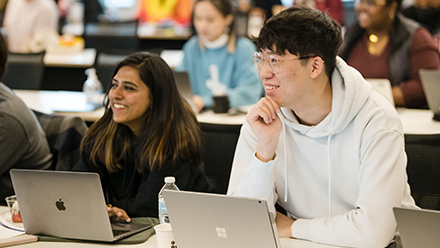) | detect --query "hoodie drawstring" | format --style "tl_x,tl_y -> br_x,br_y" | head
283,122 -> 288,202
327,135 -> 332,216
